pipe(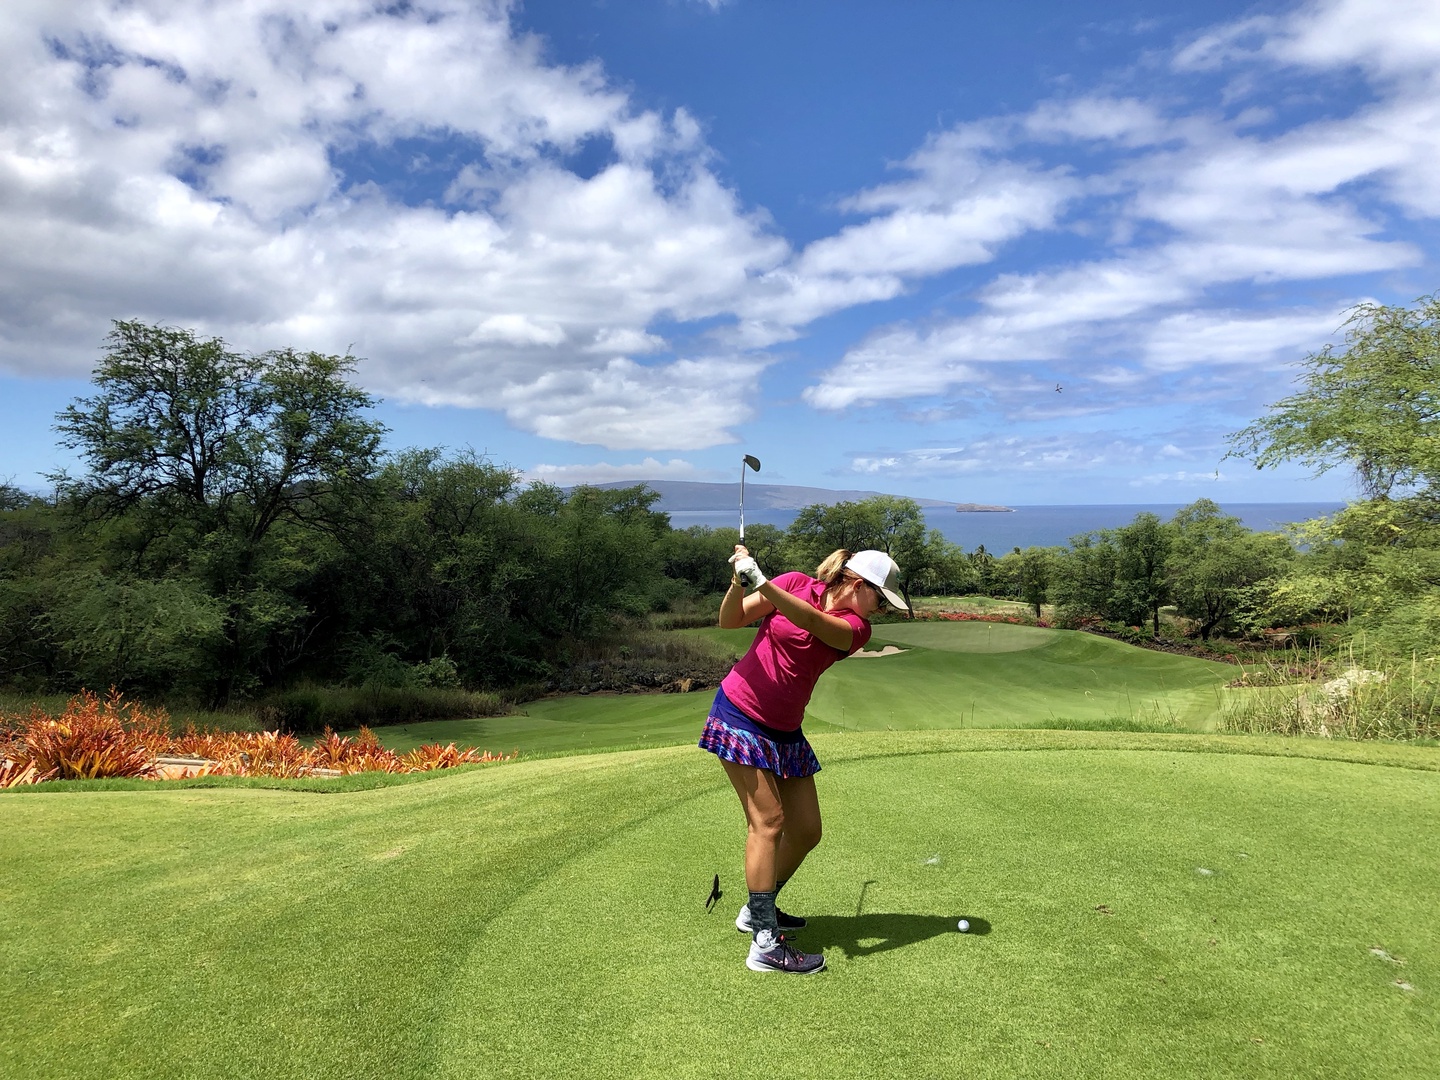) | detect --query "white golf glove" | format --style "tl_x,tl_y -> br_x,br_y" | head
730,555 -> 767,590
